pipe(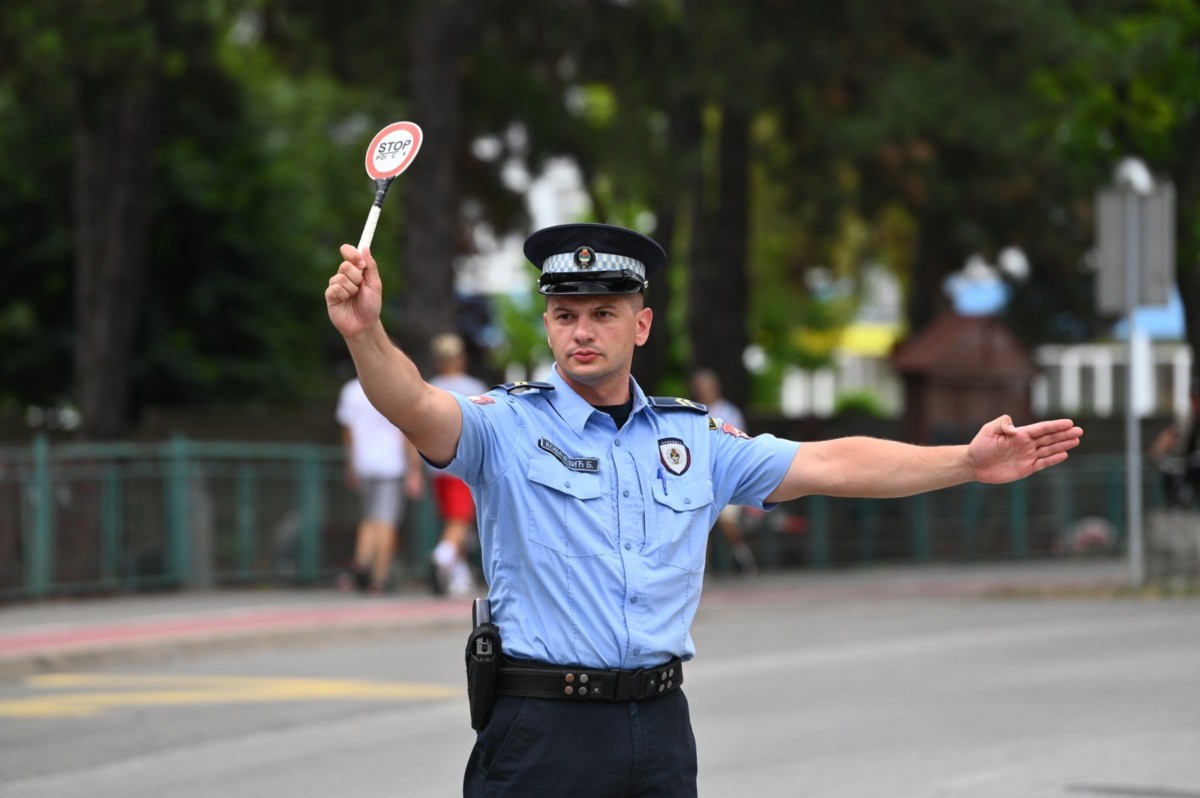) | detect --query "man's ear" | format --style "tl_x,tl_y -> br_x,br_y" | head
634,306 -> 653,347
